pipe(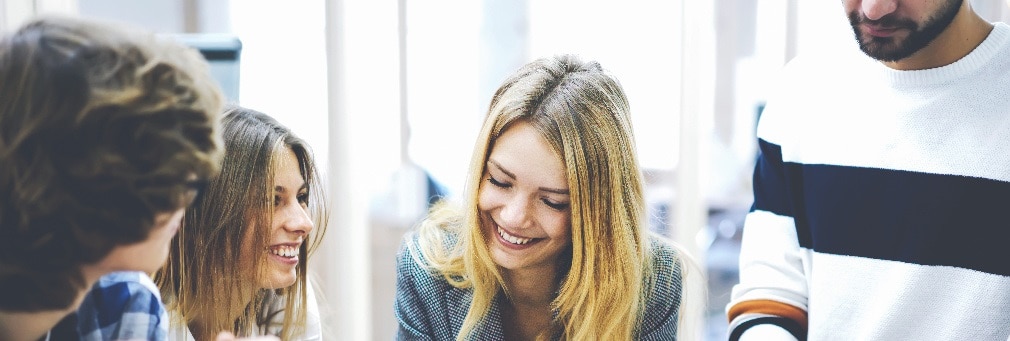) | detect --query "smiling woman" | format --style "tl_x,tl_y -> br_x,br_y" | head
479,122 -> 573,276
395,54 -> 686,340
154,106 -> 328,340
